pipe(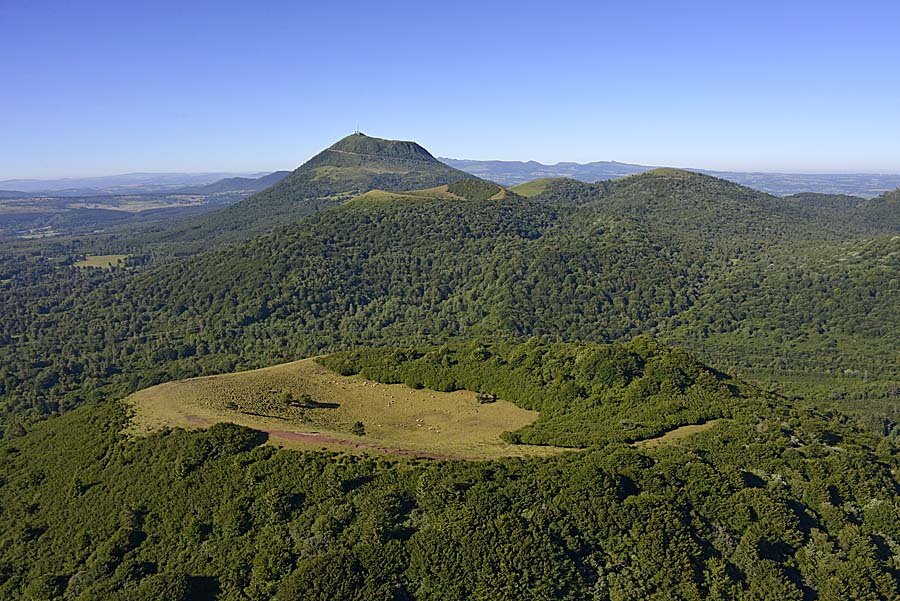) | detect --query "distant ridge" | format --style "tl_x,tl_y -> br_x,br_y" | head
173,171 -> 291,195
0,190 -> 36,199
0,172 -> 269,196
442,158 -> 650,186
441,157 -> 900,198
